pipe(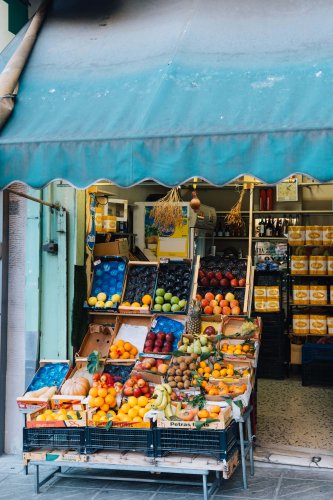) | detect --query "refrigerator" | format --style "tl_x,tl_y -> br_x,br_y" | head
133,202 -> 216,260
